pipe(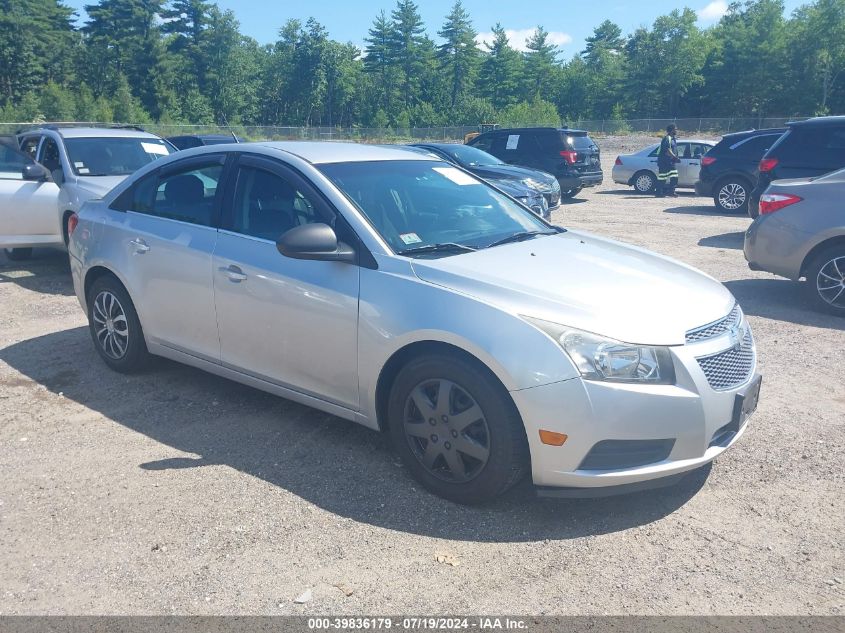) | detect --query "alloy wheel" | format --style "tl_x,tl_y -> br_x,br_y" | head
635,173 -> 654,193
718,182 -> 746,210
816,256 -> 845,308
402,378 -> 490,483
92,290 -> 130,359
